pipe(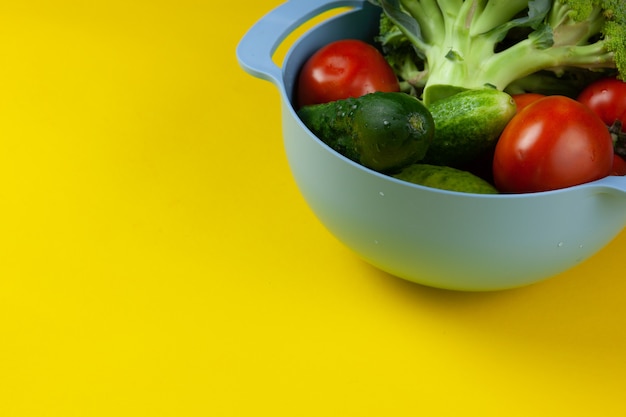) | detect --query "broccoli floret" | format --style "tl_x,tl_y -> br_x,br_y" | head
369,0 -> 626,105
